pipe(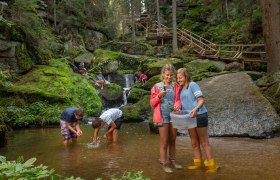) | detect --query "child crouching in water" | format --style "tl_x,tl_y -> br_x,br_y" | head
91,108 -> 123,144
